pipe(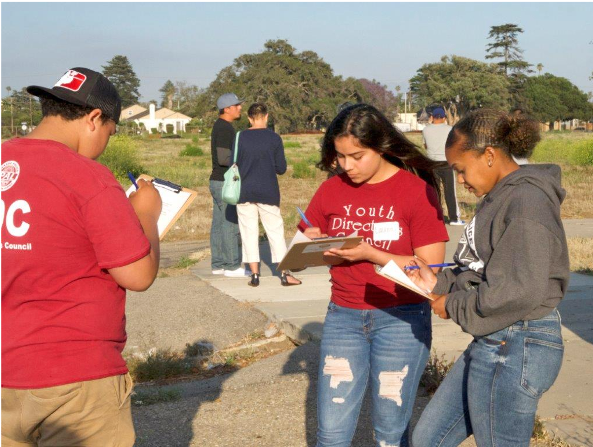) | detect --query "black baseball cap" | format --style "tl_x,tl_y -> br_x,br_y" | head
27,67 -> 122,124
